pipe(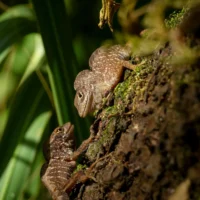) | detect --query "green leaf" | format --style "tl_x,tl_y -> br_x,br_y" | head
0,33 -> 47,137
0,5 -> 35,22
0,5 -> 37,54
0,73 -> 52,178
16,34 -> 46,85
23,150 -> 44,200
32,0 -> 91,143
0,110 -> 51,200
